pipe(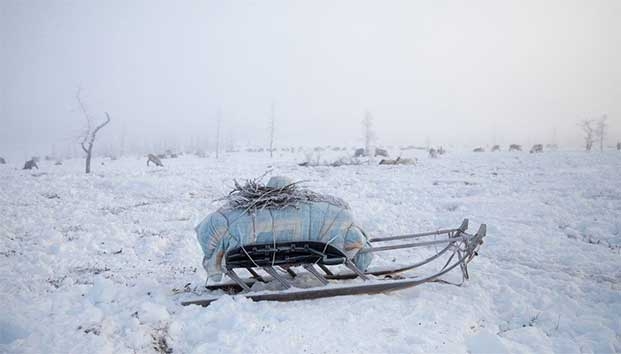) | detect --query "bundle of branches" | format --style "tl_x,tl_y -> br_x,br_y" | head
219,179 -> 350,213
